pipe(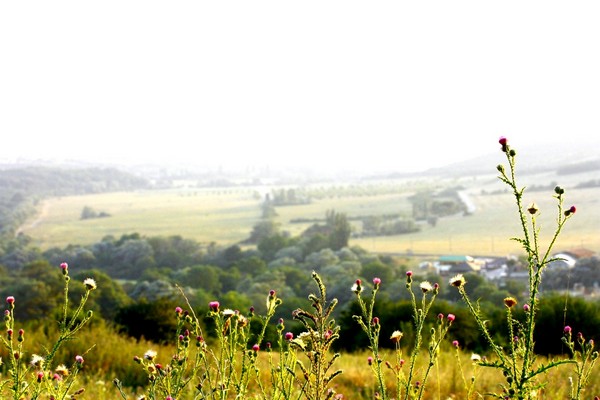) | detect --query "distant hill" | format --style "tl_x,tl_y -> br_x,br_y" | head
0,167 -> 150,238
